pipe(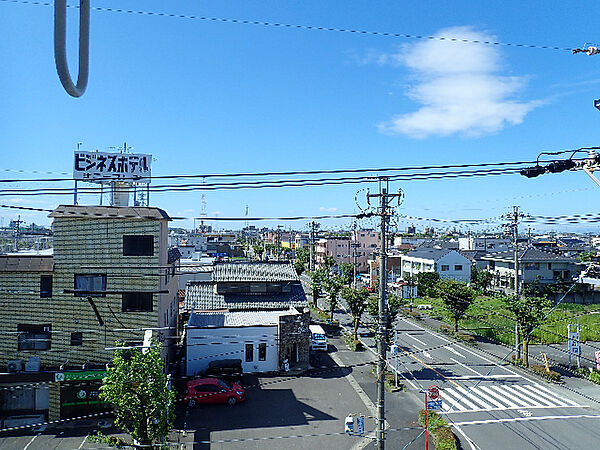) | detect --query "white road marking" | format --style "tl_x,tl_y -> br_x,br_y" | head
450,357 -> 482,376
78,433 -> 90,449
449,374 -> 522,380
452,424 -> 481,450
486,385 -> 530,407
445,345 -> 466,358
477,385 -> 519,408
511,385 -> 557,407
441,388 -> 467,412
444,387 -> 479,410
453,414 -> 600,426
471,386 -> 507,409
530,382 -> 579,406
405,333 -> 427,346
455,385 -> 493,410
402,318 -> 452,343
24,433 -> 40,450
